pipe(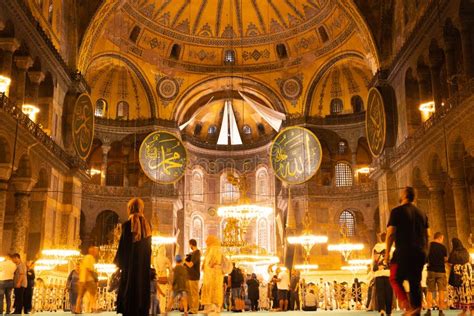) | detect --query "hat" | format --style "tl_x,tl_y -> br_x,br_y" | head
175,254 -> 183,262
